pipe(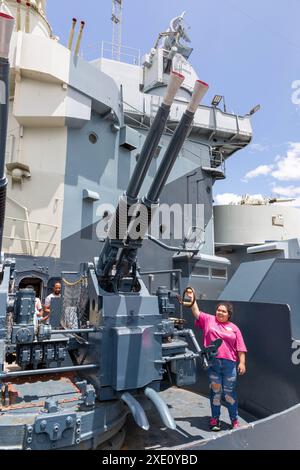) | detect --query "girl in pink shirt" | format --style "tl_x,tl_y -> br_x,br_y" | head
185,289 -> 247,432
